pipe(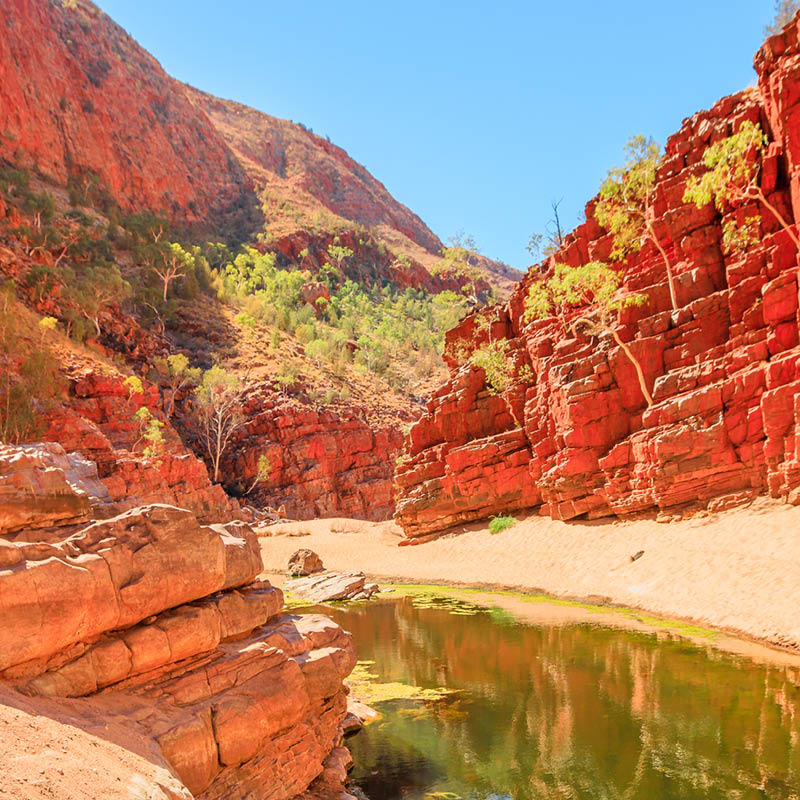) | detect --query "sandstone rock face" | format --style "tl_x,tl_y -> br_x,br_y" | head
226,388 -> 403,521
396,21 -> 800,538
0,452 -> 356,799
0,442 -> 107,535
